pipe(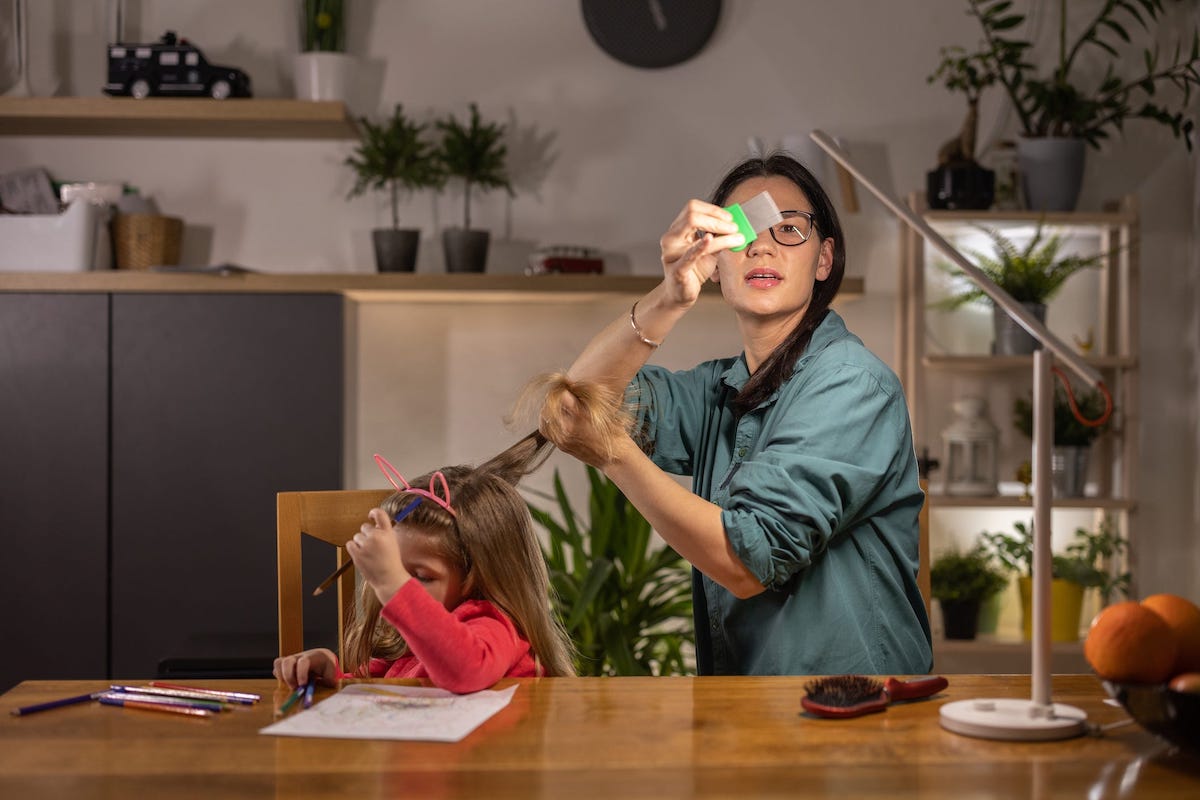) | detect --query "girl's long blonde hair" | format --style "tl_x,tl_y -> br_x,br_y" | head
344,433 -> 576,678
